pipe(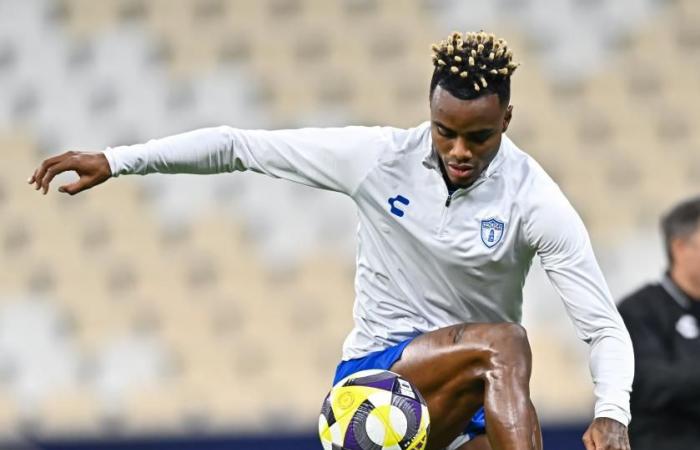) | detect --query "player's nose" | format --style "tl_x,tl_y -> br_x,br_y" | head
451,137 -> 473,159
